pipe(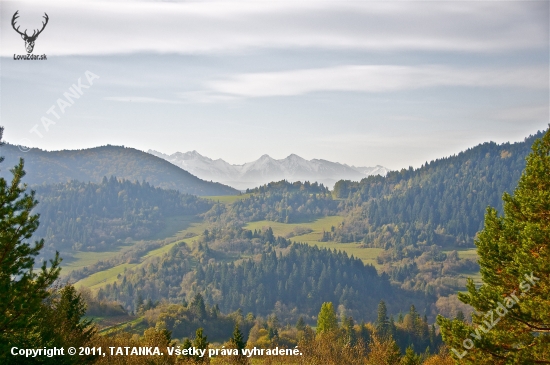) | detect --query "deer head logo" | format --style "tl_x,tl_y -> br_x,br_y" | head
12,11 -> 49,54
